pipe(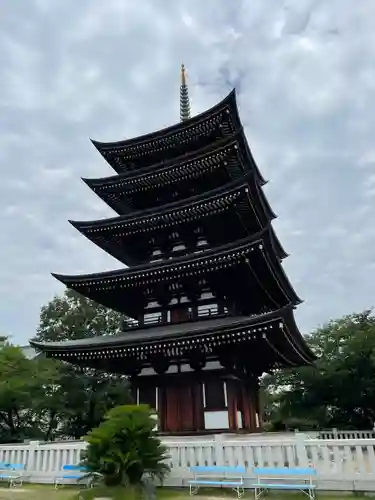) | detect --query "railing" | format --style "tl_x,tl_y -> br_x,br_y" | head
122,306 -> 227,330
317,429 -> 375,440
1,433 -> 375,490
